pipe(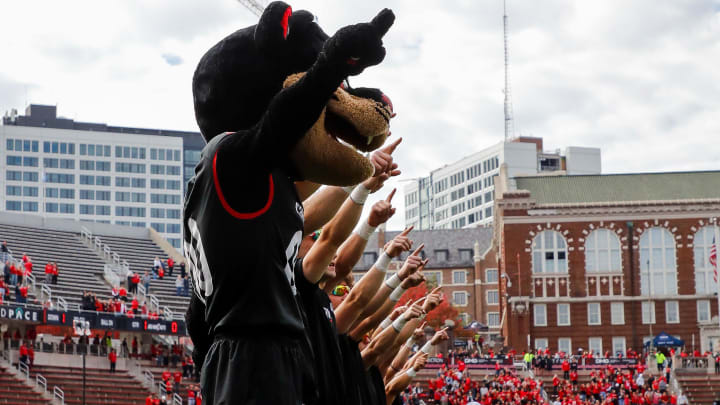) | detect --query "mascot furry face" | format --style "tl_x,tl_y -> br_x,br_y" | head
192,1 -> 395,186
